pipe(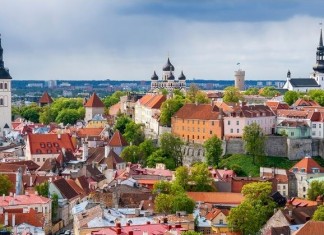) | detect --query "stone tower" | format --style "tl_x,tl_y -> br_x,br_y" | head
312,28 -> 324,87
234,69 -> 245,91
0,34 -> 12,136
